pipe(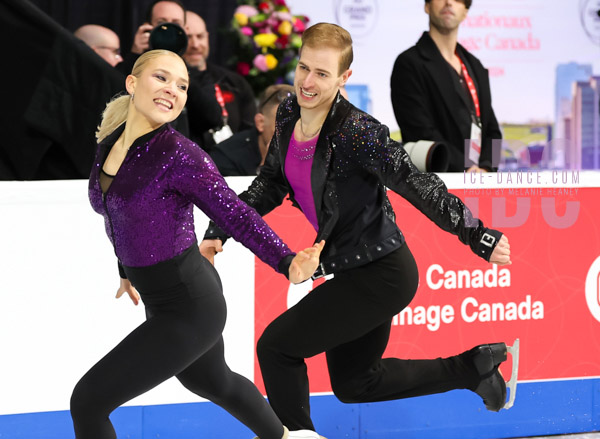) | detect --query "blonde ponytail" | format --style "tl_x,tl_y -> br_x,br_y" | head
96,94 -> 130,143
